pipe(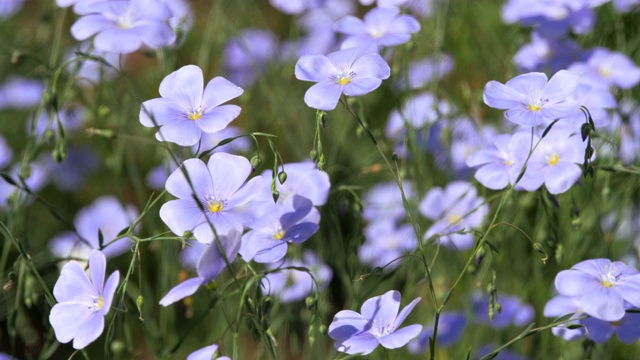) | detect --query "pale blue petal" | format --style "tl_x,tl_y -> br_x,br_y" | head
361,290 -> 400,324
295,54 -> 335,82
159,277 -> 205,306
304,81 -> 342,110
202,76 -> 244,108
343,78 -> 382,96
378,324 -> 422,349
197,105 -> 241,133
159,65 -> 203,108
53,261 -> 93,303
72,313 -> 104,349
94,28 -> 142,54
100,271 -> 119,316
165,159 -> 213,200
70,15 -> 112,40
208,153 -> 251,200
